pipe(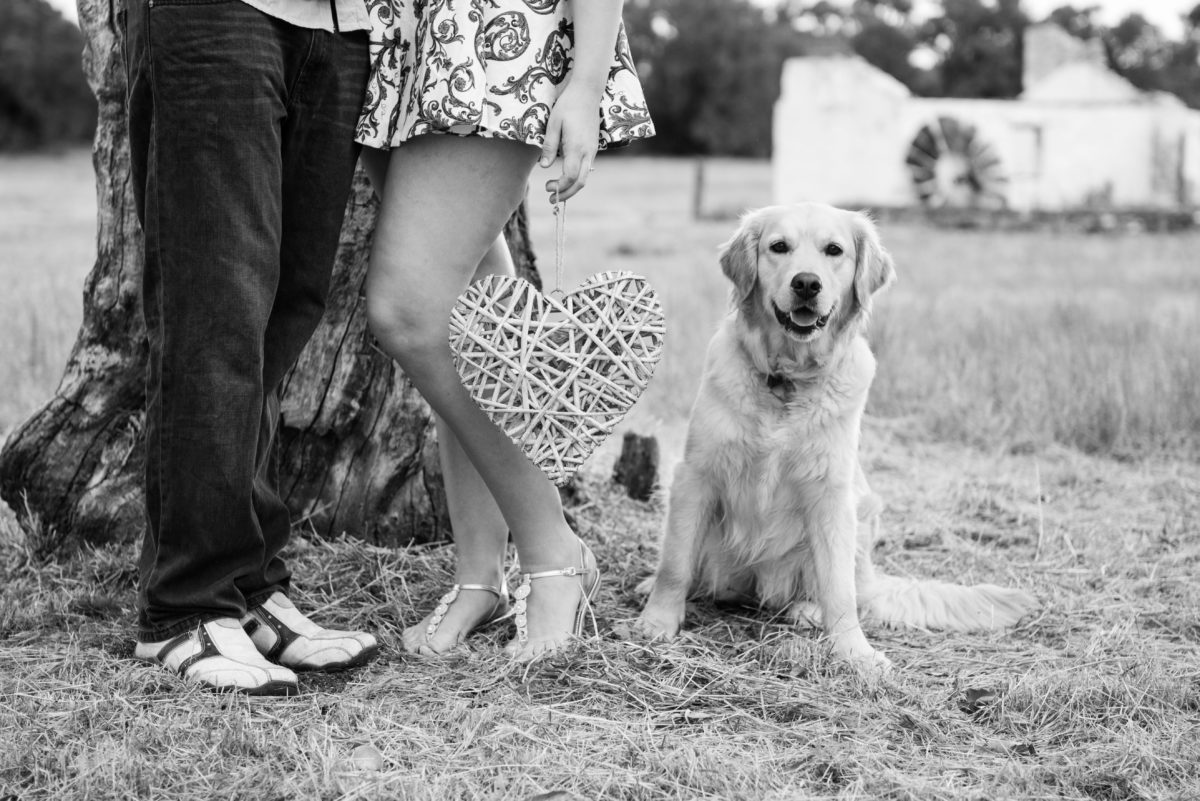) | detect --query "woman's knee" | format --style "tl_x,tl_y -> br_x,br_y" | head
365,292 -> 417,350
364,288 -> 447,361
